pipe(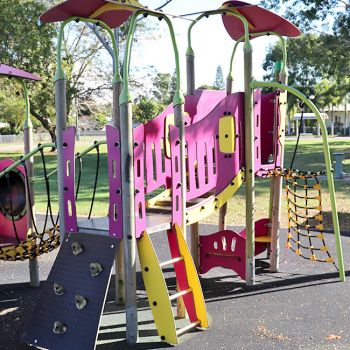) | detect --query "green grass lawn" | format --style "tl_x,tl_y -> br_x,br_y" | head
1,137 -> 350,230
